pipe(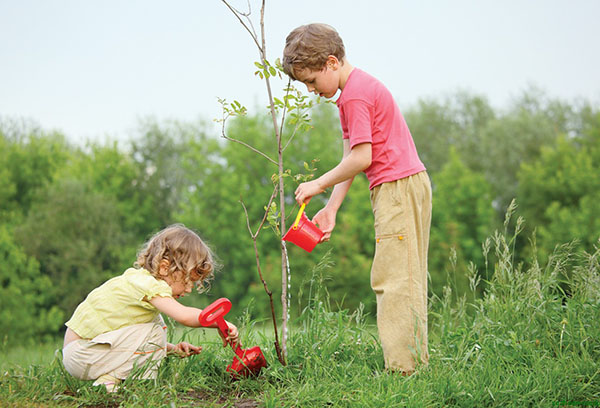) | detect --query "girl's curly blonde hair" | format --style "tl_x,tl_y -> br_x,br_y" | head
135,224 -> 217,293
